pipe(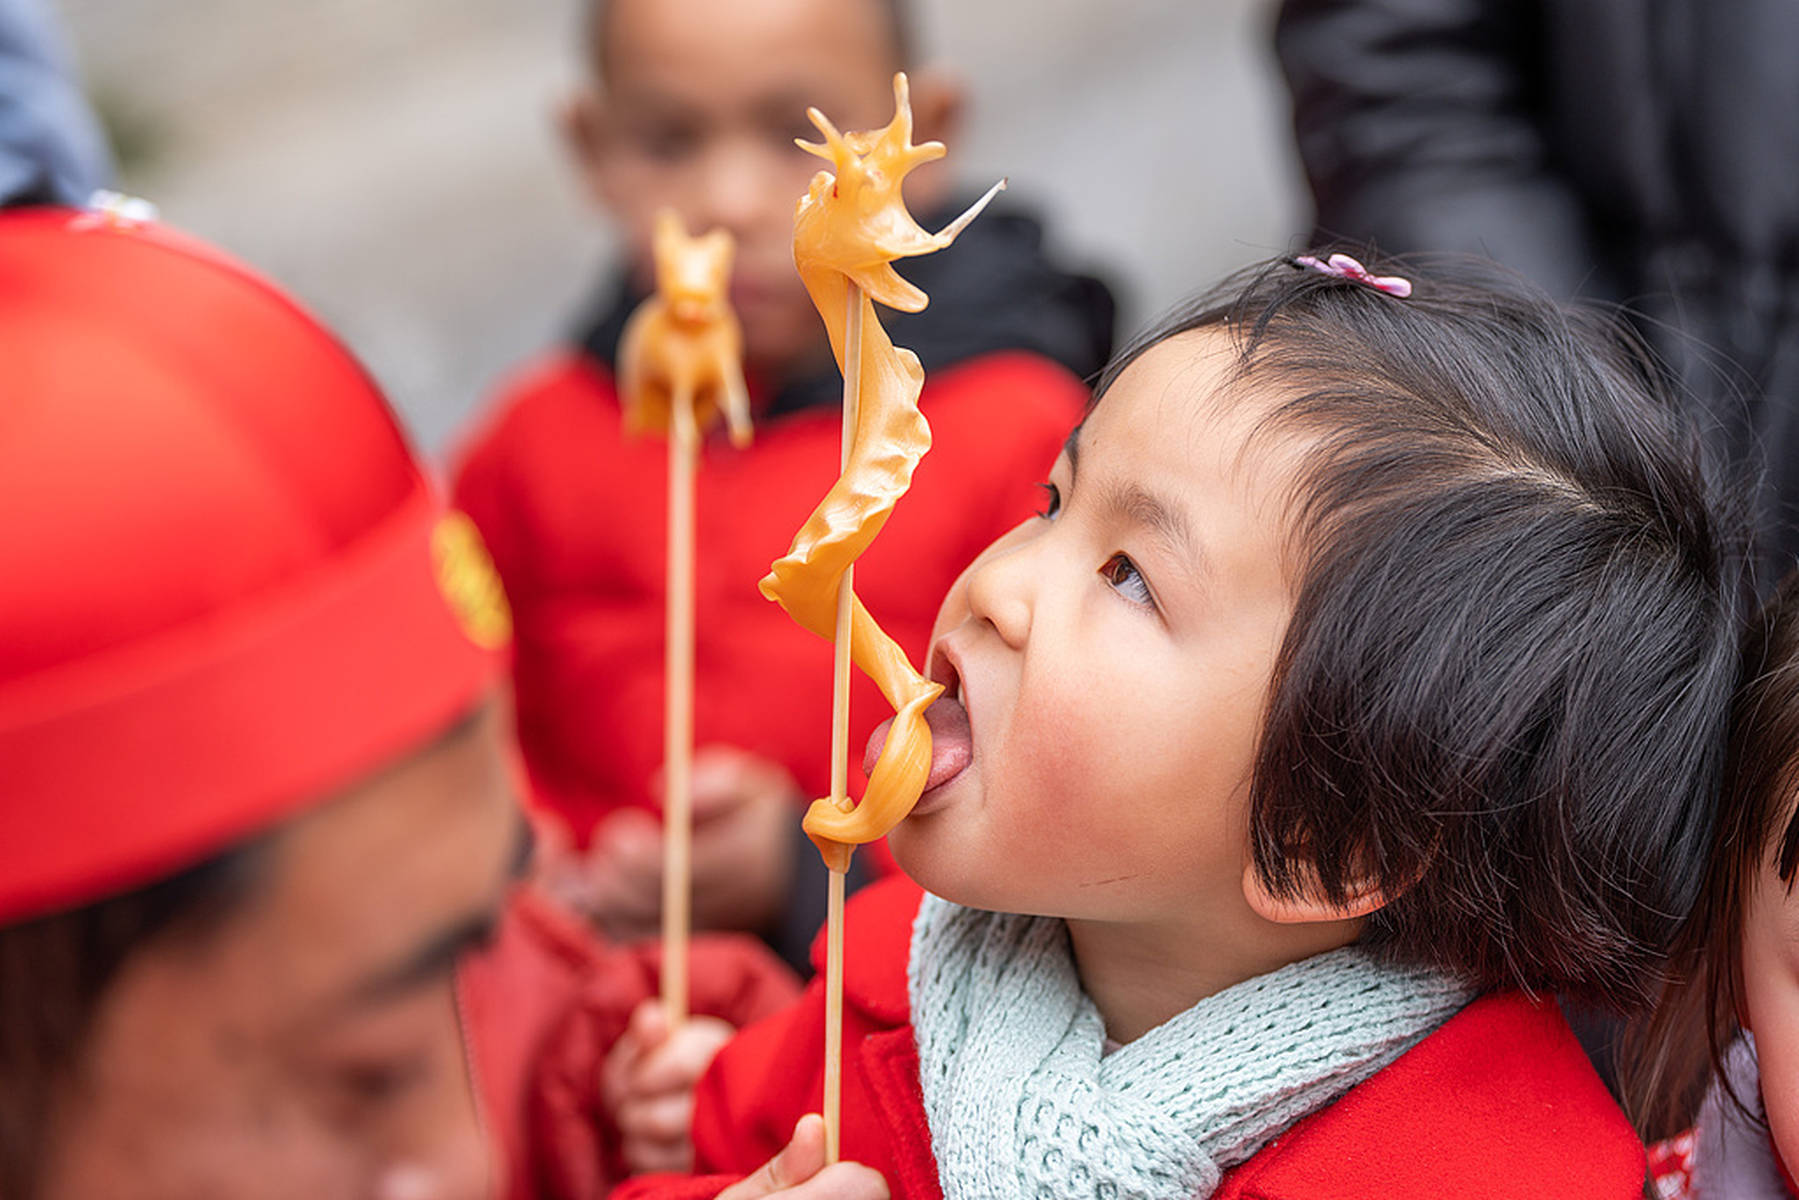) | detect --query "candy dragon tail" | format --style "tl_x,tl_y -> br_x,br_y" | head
757,73 -> 1002,867
759,268 -> 943,866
